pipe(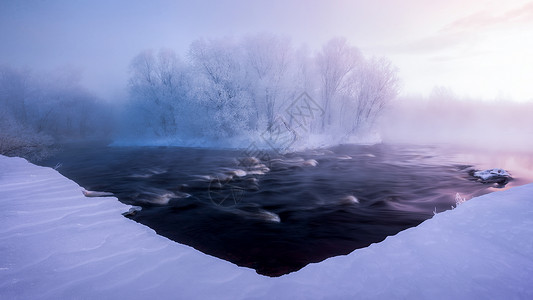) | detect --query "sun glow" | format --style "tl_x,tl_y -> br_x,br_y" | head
391,1 -> 533,102
454,29 -> 533,101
